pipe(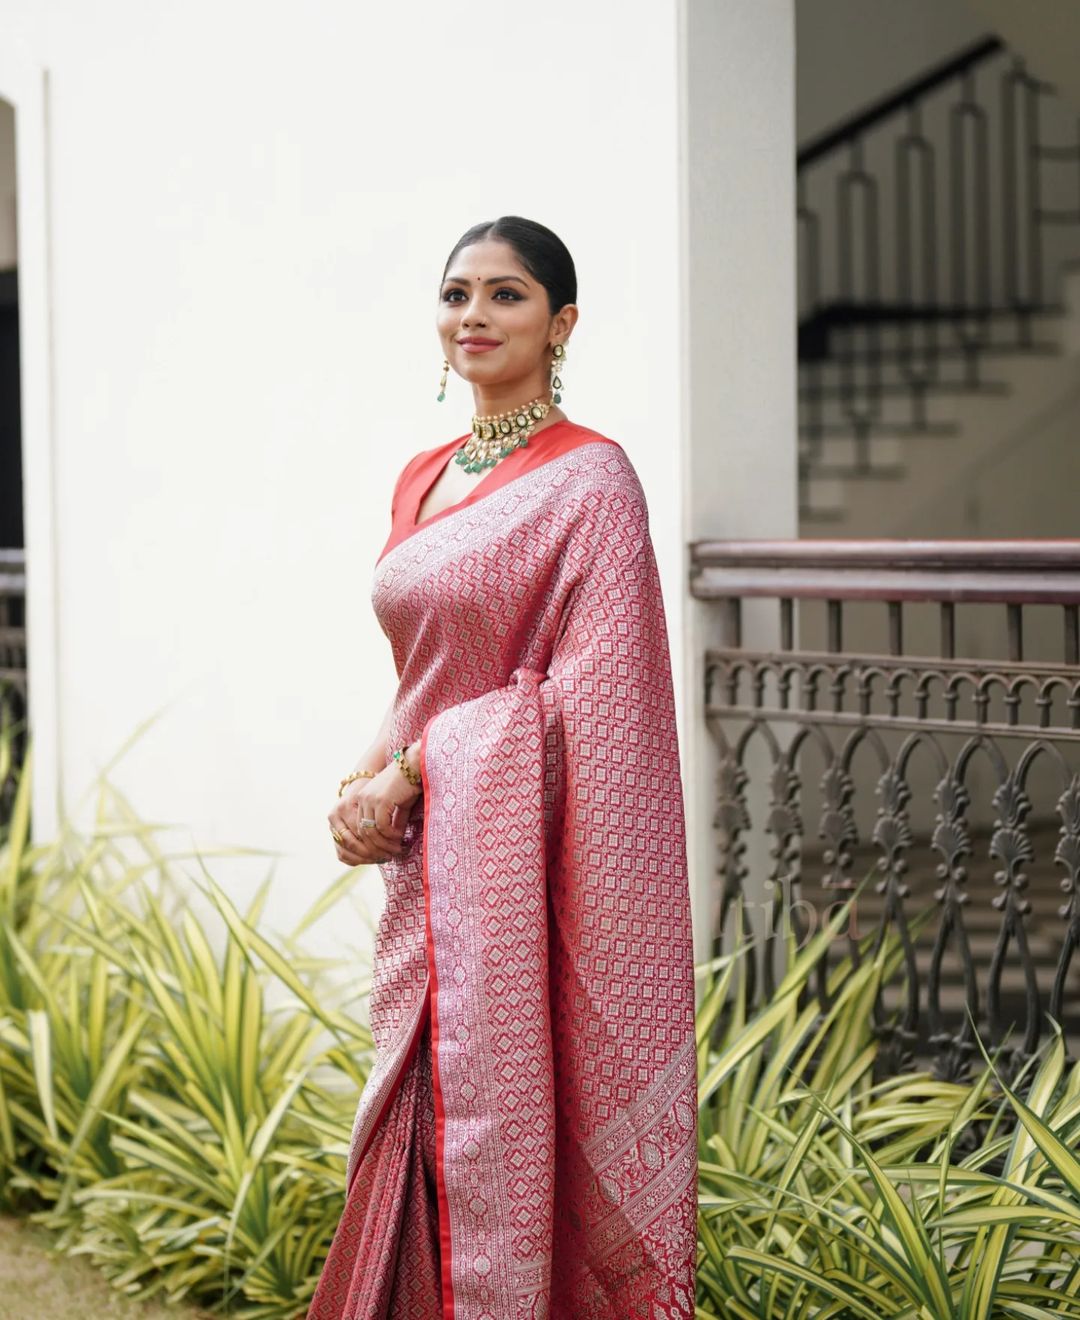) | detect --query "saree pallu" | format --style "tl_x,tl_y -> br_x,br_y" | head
308,434 -> 697,1319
